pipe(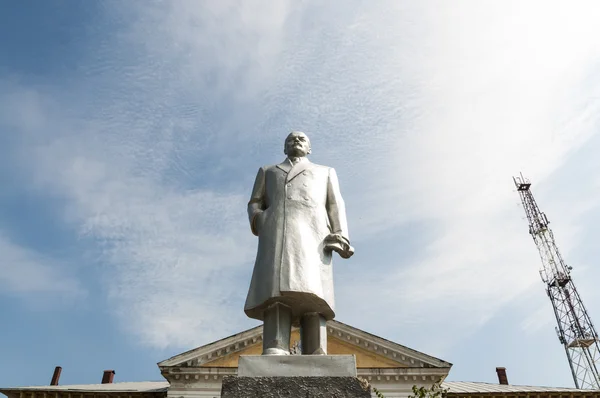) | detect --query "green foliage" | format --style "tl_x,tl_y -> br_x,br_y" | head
358,378 -> 447,398
408,381 -> 448,398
